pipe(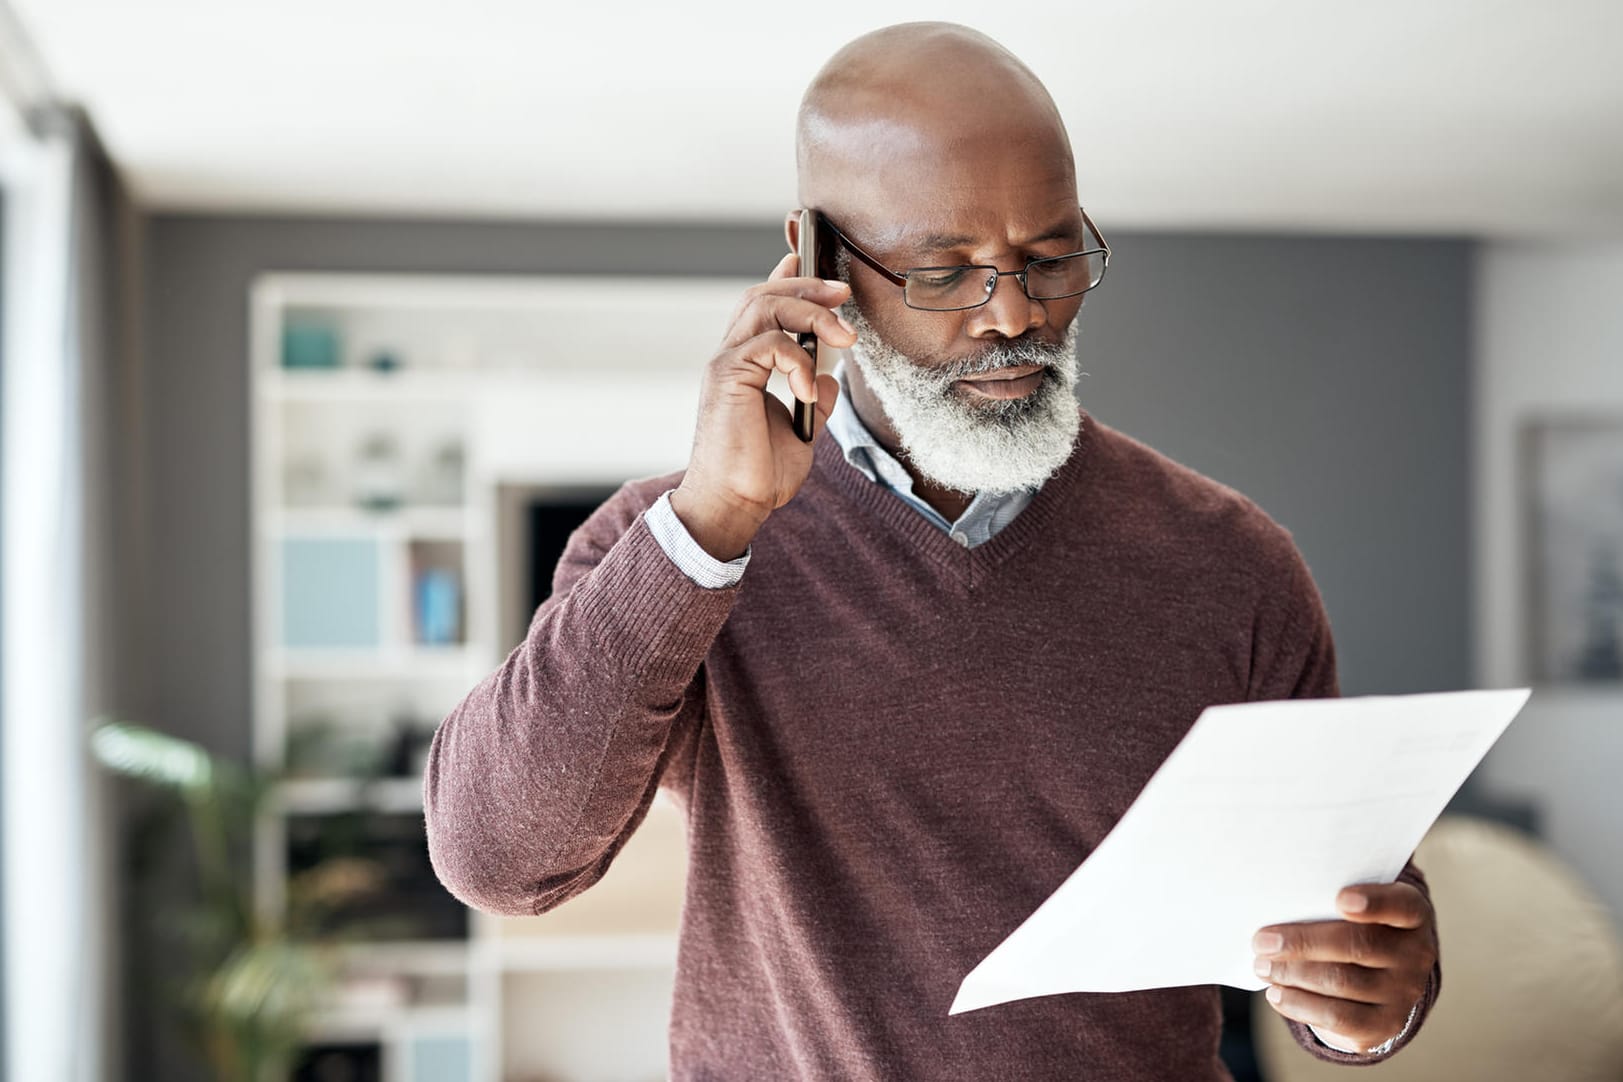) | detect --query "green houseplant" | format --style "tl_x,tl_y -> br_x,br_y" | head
91,719 -> 394,1082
